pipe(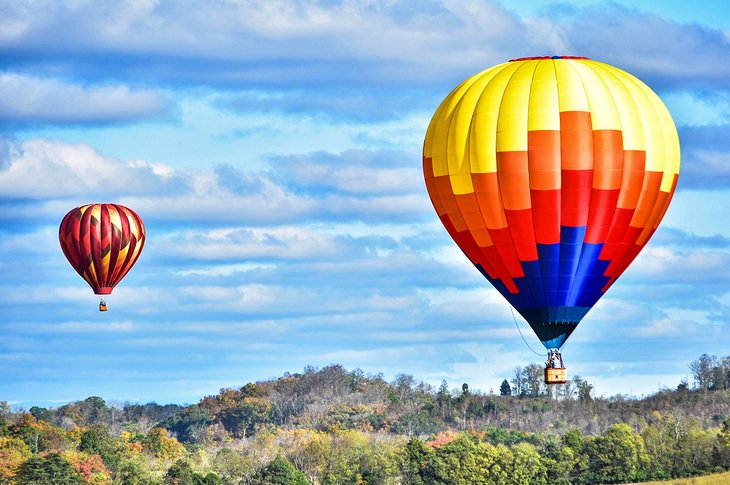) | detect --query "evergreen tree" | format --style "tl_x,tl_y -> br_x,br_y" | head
28,407 -> 52,423
499,379 -> 512,396
79,427 -> 105,455
16,453 -> 83,484
402,437 -> 432,485
0,414 -> 8,437
436,380 -> 451,419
